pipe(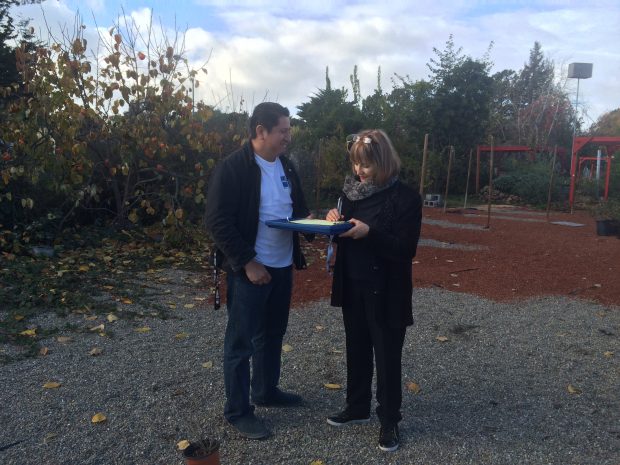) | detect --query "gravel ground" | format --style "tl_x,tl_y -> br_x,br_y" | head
1,269 -> 619,465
